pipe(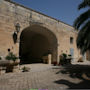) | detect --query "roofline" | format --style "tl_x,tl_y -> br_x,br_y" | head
5,0 -> 74,28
